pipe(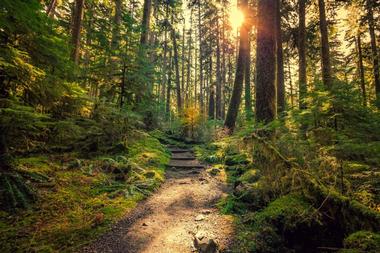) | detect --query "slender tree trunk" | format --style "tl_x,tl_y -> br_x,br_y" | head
298,0 -> 307,109
198,1 -> 204,113
287,53 -> 294,108
140,0 -> 152,46
171,27 -> 182,112
221,11 -> 227,119
181,22 -> 186,107
111,0 -> 122,51
186,11 -> 193,107
46,0 -> 58,18
224,0 -> 249,132
245,33 -> 253,119
366,0 -> 380,105
357,34 -> 367,106
318,0 -> 332,89
209,87 -> 215,119
166,49 -> 173,114
255,0 -> 277,123
276,0 -> 285,114
216,17 -> 222,119
71,0 -> 84,64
